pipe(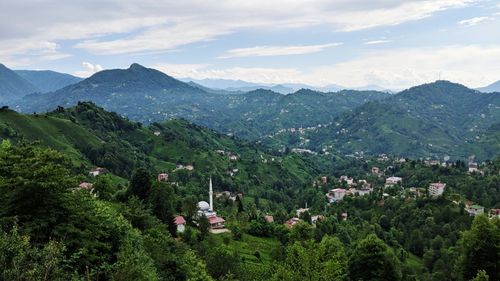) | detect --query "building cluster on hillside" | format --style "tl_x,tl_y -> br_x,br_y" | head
215,149 -> 239,161
174,164 -> 194,171
325,175 -> 373,203
284,207 -> 326,229
215,190 -> 243,201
